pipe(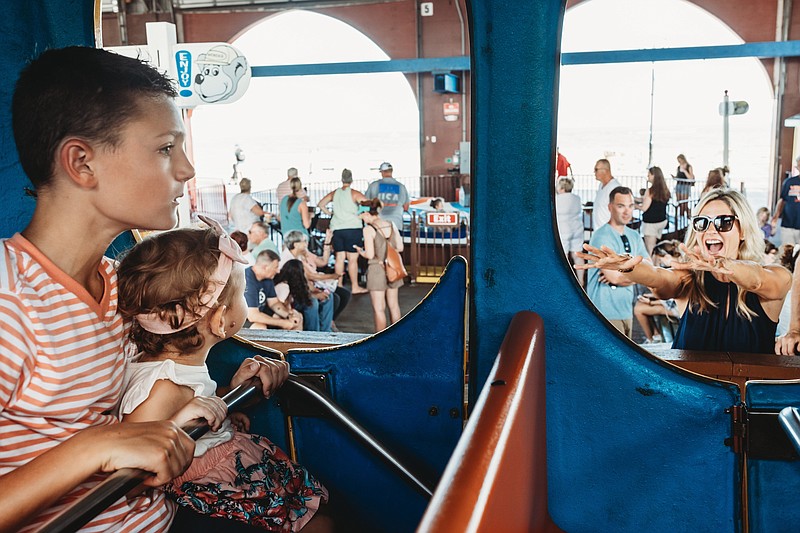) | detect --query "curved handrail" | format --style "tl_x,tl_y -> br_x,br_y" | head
38,378 -> 261,533
417,311 -> 562,532
282,376 -> 435,498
